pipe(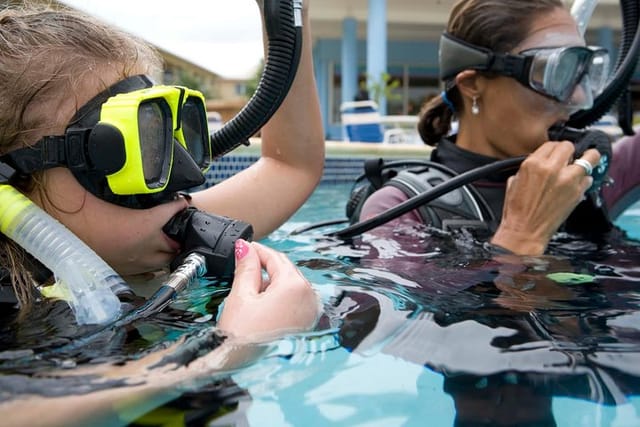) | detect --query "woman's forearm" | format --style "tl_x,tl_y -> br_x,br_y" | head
191,2 -> 324,238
